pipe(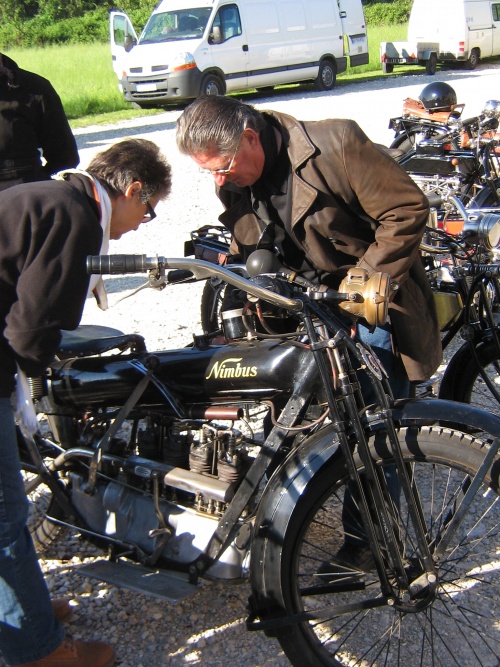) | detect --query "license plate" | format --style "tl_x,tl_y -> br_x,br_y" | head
136,83 -> 157,92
